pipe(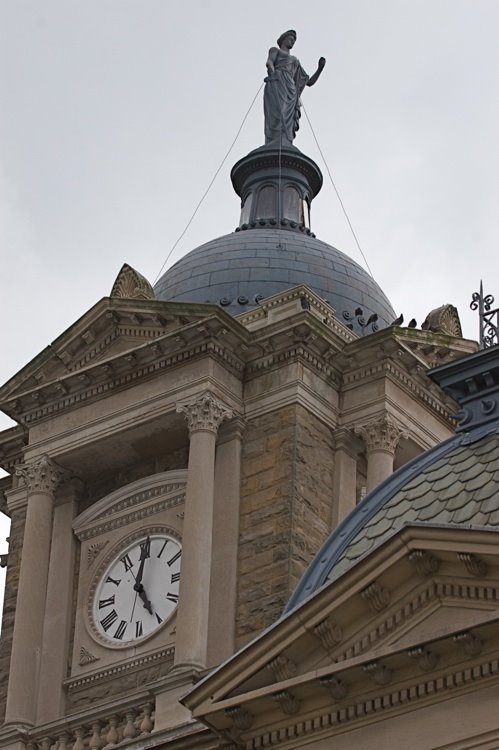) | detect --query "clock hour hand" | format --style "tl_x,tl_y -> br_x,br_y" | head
135,584 -> 153,615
